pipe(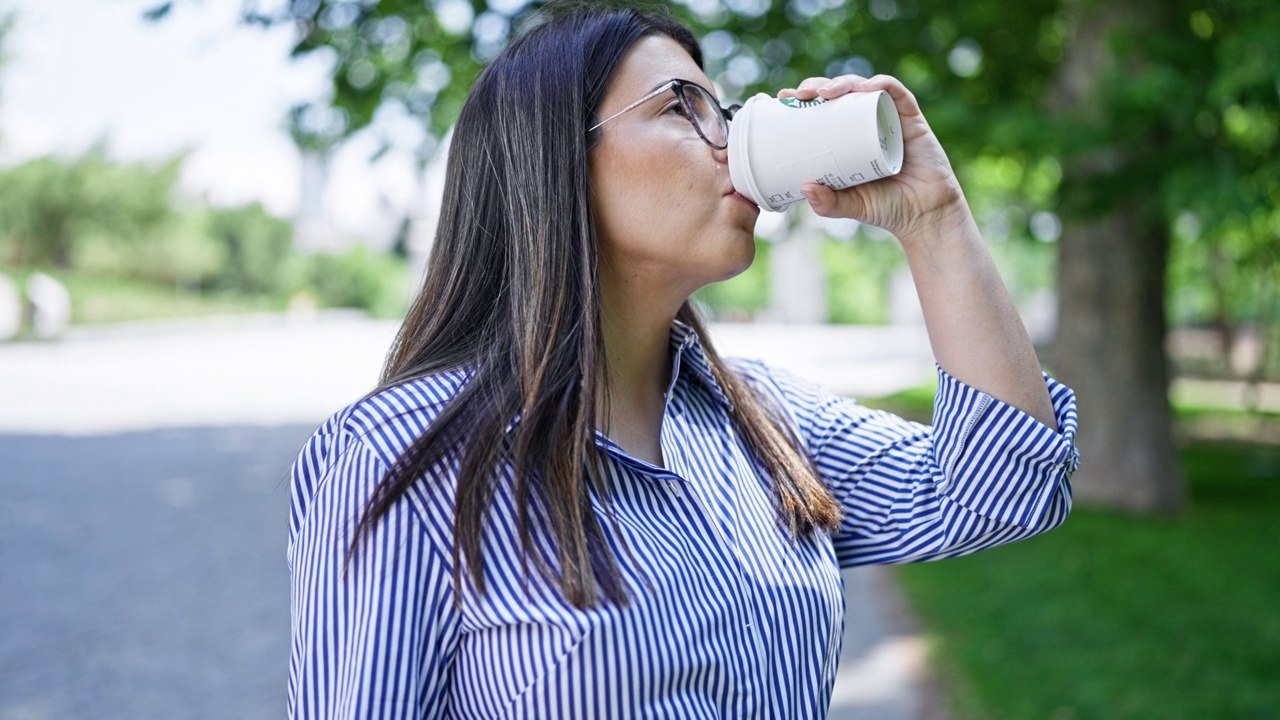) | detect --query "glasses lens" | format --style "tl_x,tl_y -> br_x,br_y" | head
681,83 -> 729,149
